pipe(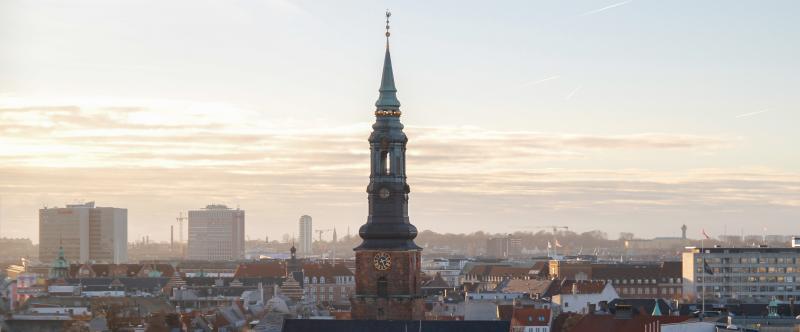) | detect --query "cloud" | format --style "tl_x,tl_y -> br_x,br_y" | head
0,105 -> 729,169
0,103 -> 793,241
